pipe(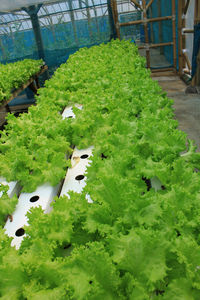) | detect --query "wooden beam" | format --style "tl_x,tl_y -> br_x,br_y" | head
146,0 -> 154,11
130,0 -> 142,10
184,0 -> 190,15
119,19 -> 143,26
142,0 -> 150,68
138,42 -> 173,49
182,51 -> 192,70
172,0 -> 177,70
183,28 -> 194,33
151,67 -> 175,73
119,15 -> 172,27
